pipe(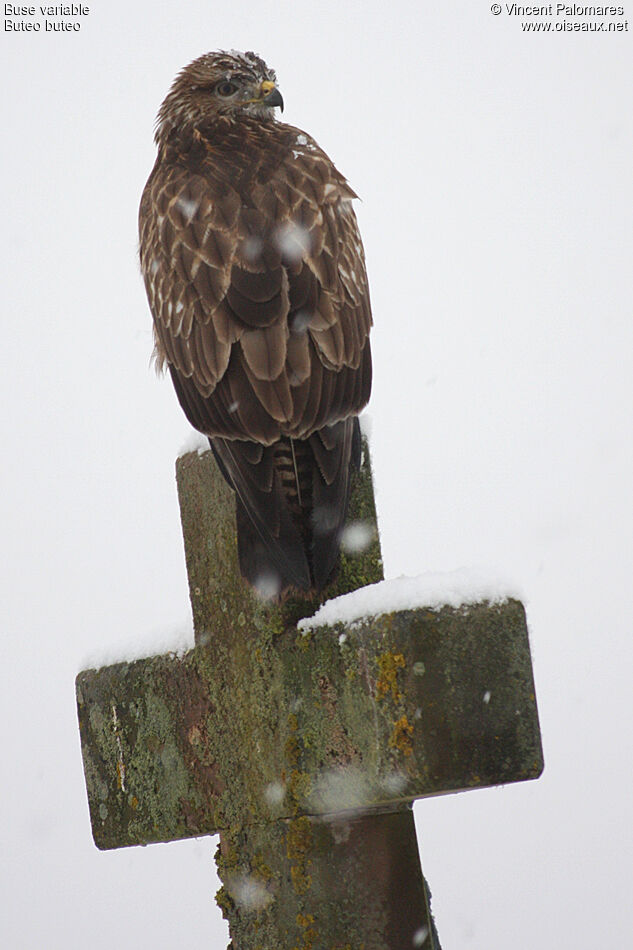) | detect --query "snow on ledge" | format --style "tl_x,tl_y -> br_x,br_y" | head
178,429 -> 210,458
79,618 -> 194,671
298,568 -> 522,632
